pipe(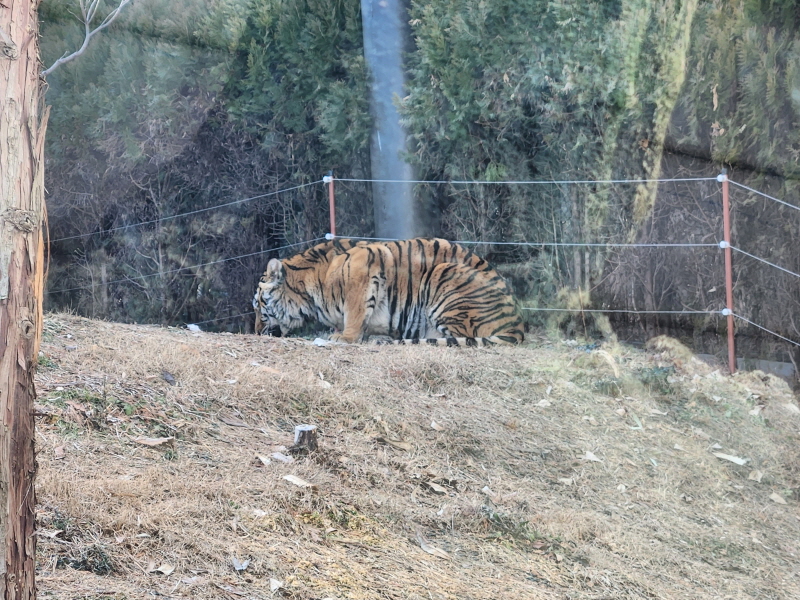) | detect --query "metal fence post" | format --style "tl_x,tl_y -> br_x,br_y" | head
324,171 -> 336,238
719,169 -> 736,374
